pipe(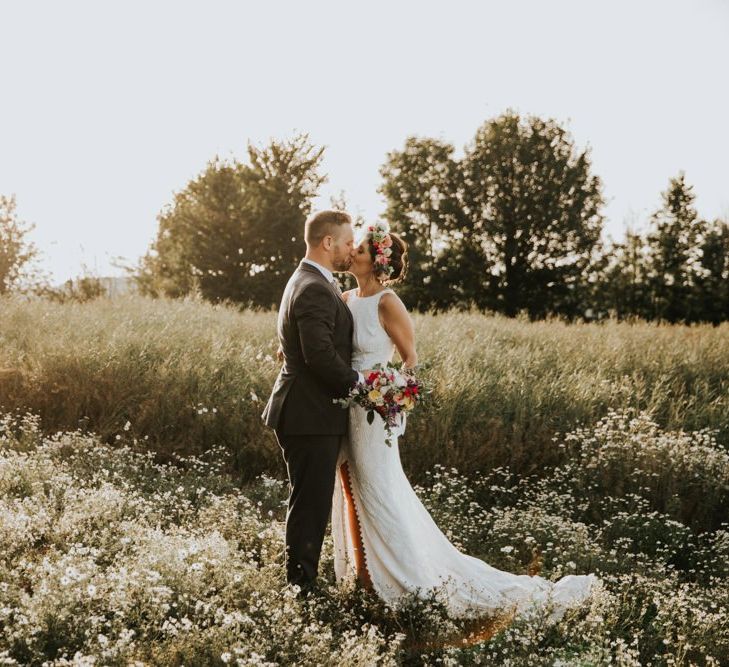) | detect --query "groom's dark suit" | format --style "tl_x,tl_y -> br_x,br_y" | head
262,260 -> 358,587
